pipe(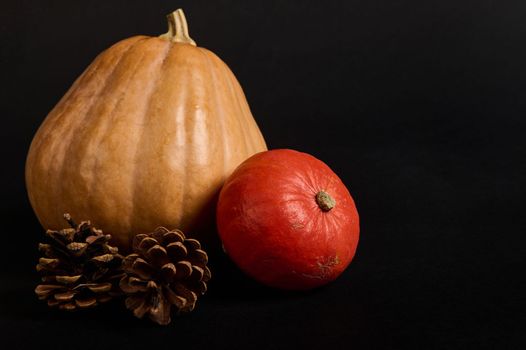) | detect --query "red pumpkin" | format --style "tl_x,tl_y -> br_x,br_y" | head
216,149 -> 360,290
